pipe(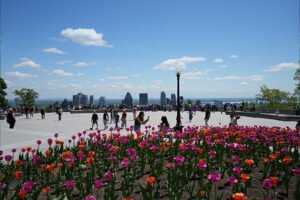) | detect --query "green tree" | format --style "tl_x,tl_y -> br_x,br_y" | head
0,78 -> 8,108
294,65 -> 300,96
256,85 -> 290,103
13,88 -> 39,107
